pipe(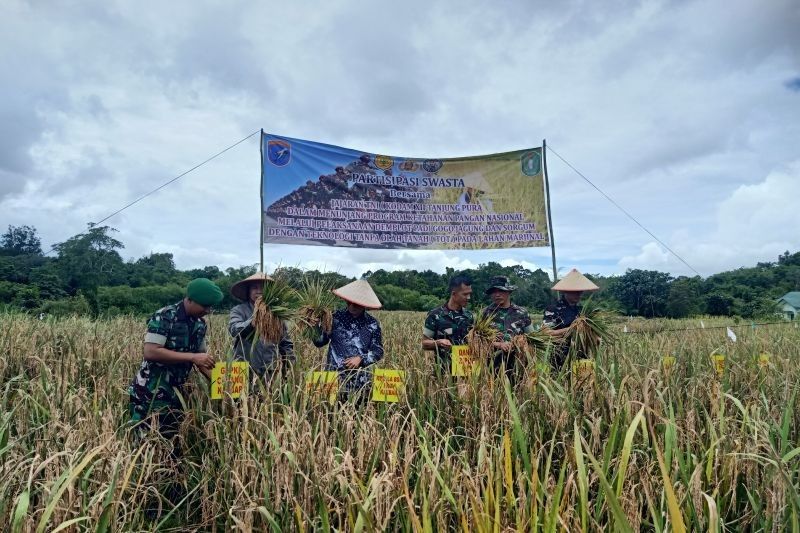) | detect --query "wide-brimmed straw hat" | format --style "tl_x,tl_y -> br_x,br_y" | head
332,279 -> 382,309
230,272 -> 274,301
551,269 -> 599,292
